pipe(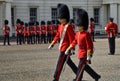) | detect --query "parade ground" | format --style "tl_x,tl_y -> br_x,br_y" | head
0,38 -> 120,81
